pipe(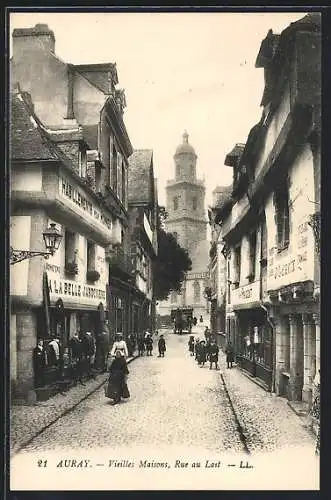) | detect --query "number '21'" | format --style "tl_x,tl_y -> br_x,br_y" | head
37,459 -> 48,467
